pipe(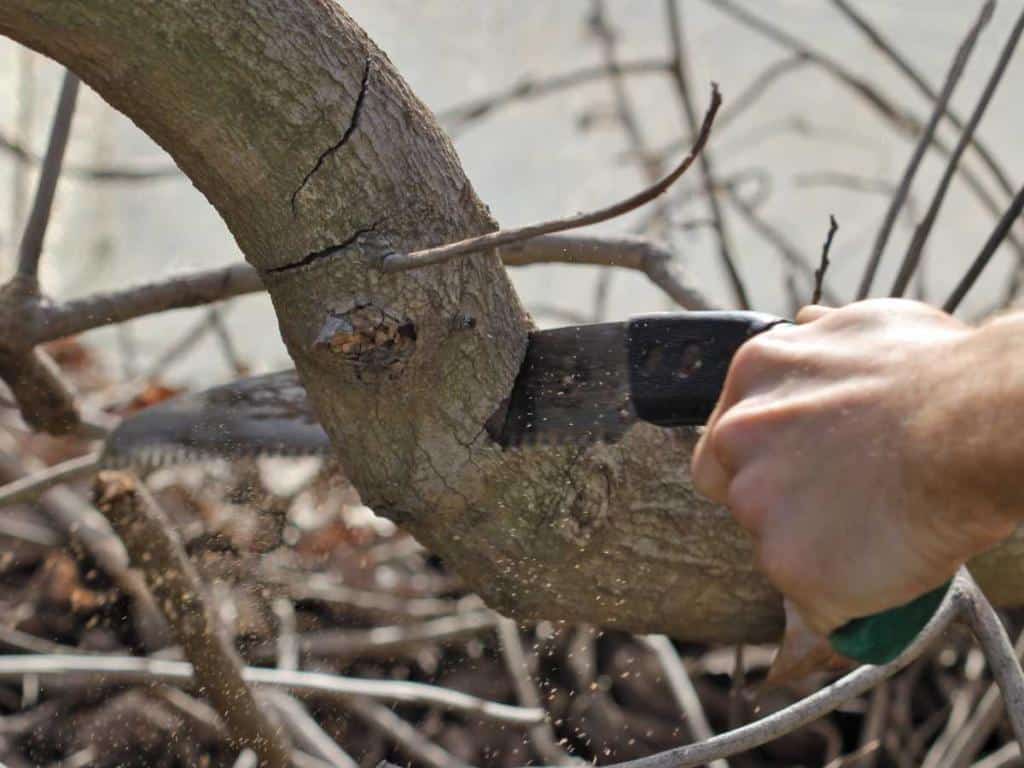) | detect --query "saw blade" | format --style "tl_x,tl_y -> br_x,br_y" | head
102,370 -> 332,468
497,321 -> 636,447
101,312 -> 784,468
